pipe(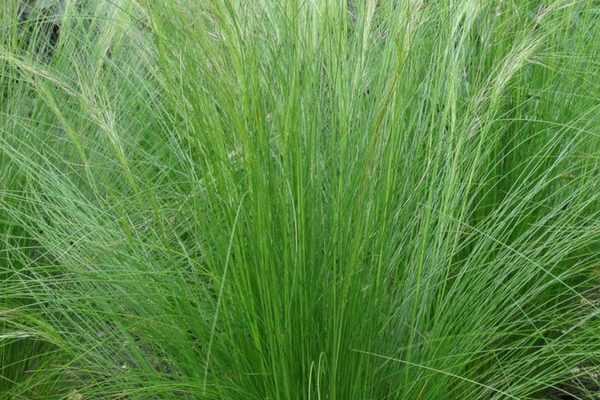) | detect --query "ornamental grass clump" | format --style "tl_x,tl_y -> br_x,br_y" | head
2,1 -> 600,399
